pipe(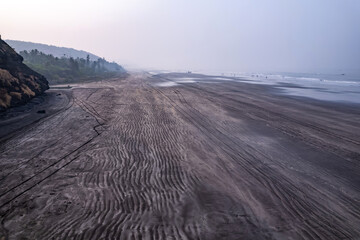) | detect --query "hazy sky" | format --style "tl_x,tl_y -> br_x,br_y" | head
1,0 -> 360,73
